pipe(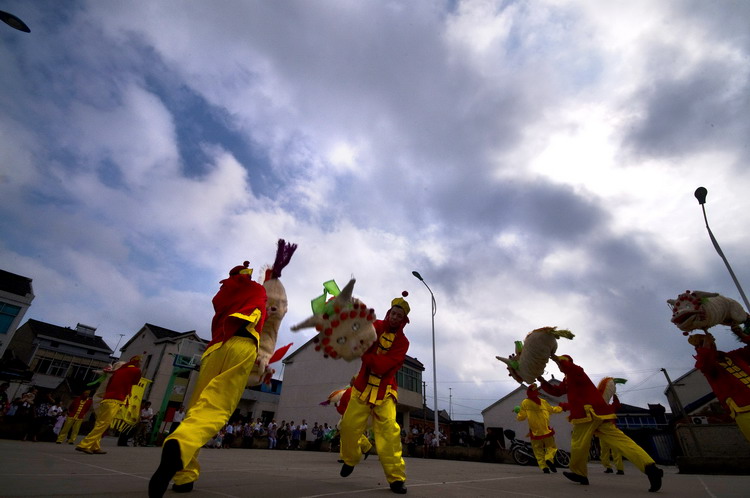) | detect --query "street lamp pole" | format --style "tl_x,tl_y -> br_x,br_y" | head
412,271 -> 439,443
694,187 -> 750,311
